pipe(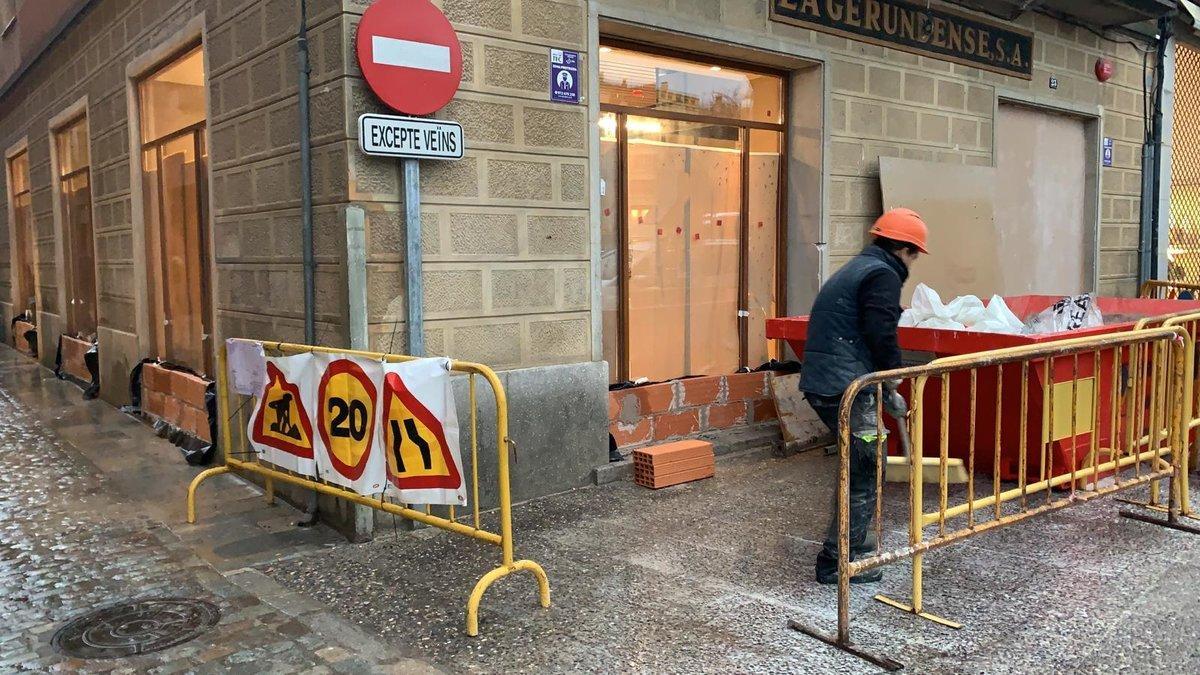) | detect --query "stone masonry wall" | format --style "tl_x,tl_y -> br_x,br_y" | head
0,0 -> 352,403
208,0 -> 351,350
348,0 -> 593,369
597,0 -> 1149,297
